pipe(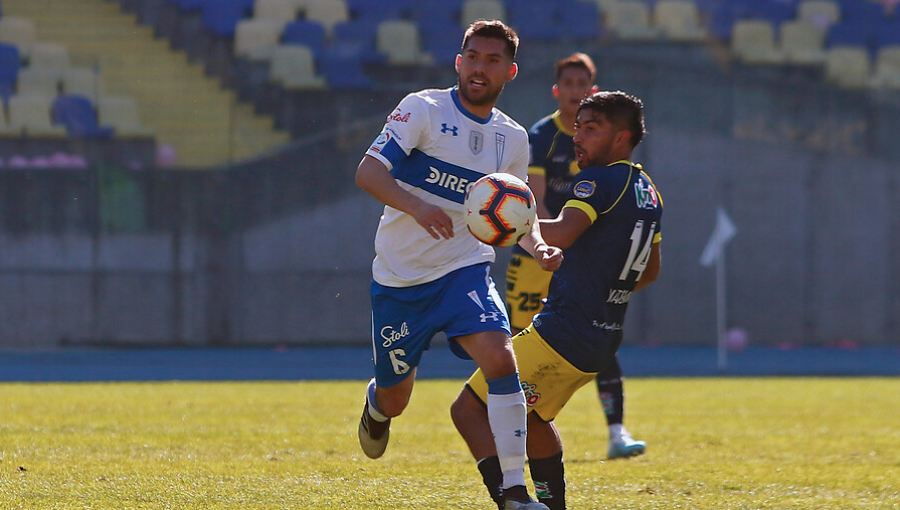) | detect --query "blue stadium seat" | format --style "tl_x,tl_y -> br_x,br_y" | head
410,0 -> 464,25
332,20 -> 384,64
874,21 -> 900,49
841,0 -> 887,25
201,0 -> 253,37
558,0 -> 603,41
509,0 -> 562,41
417,18 -> 463,63
281,20 -> 327,57
827,21 -> 875,51
0,43 -> 20,105
169,0 -> 205,13
51,95 -> 114,138
322,46 -> 373,90
347,0 -> 412,22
